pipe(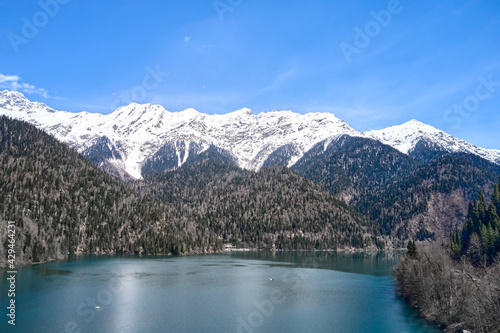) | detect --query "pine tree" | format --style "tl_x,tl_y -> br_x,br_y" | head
406,239 -> 418,260
492,179 -> 500,213
451,177 -> 500,265
487,203 -> 500,229
478,190 -> 488,224
450,230 -> 462,259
